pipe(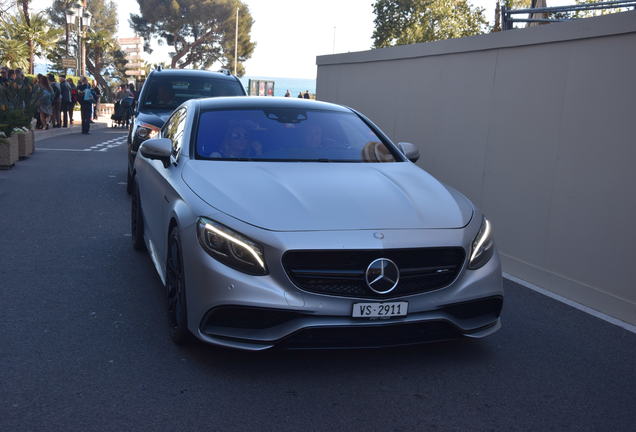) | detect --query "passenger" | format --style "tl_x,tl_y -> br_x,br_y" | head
221,125 -> 251,158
